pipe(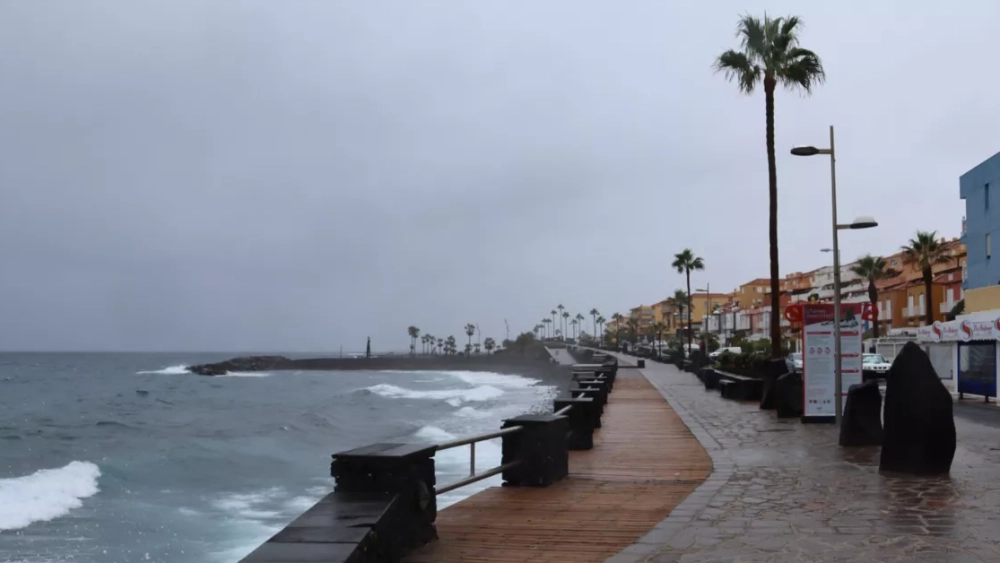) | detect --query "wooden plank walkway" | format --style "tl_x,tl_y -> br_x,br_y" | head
405,370 -> 712,563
